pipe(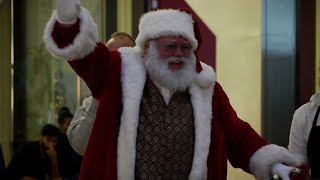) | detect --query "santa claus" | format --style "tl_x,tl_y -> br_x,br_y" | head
43,0 -> 304,179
